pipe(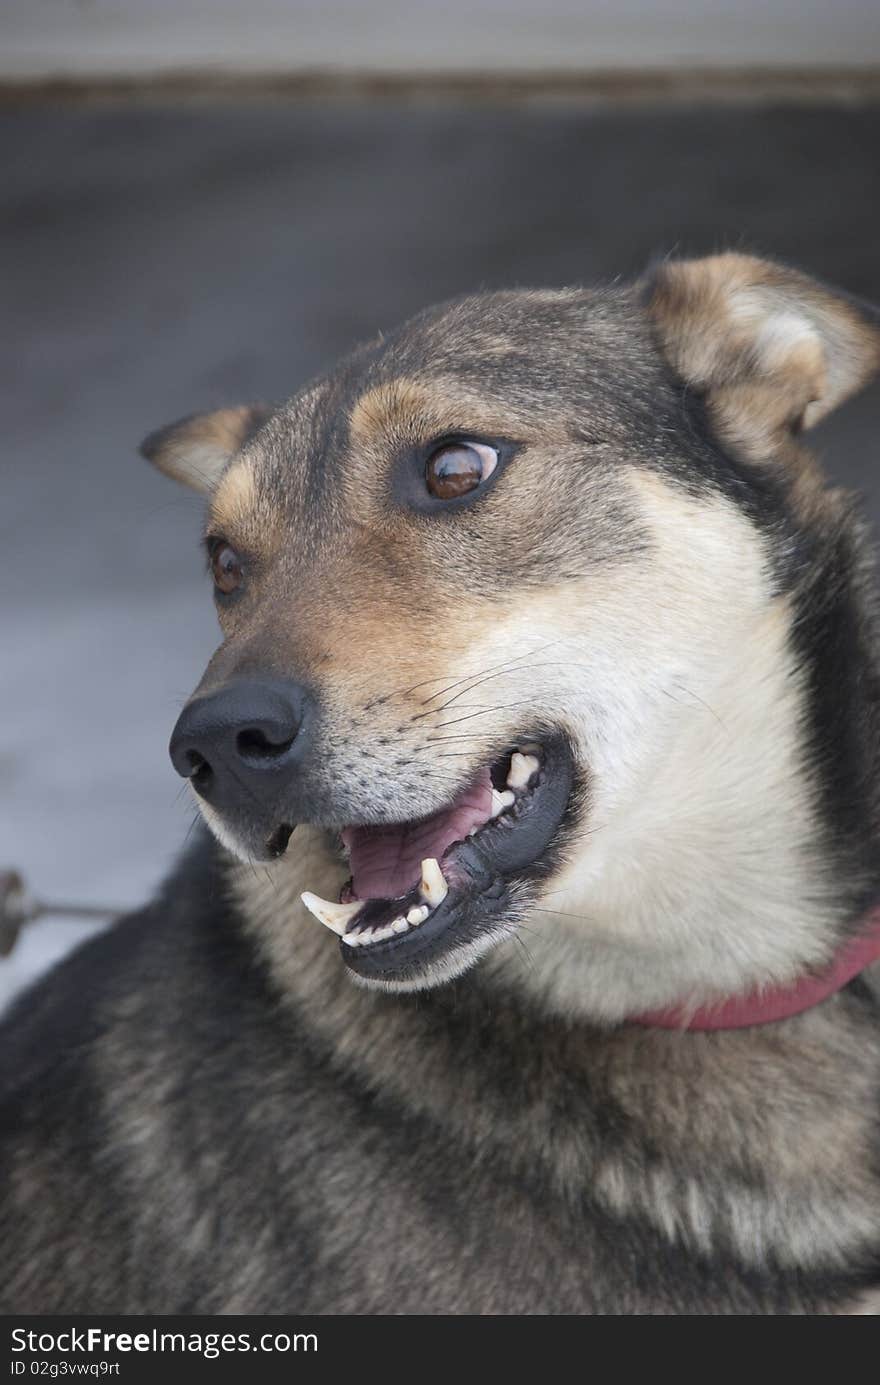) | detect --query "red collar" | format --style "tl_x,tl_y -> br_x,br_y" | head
633,906 -> 880,1030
